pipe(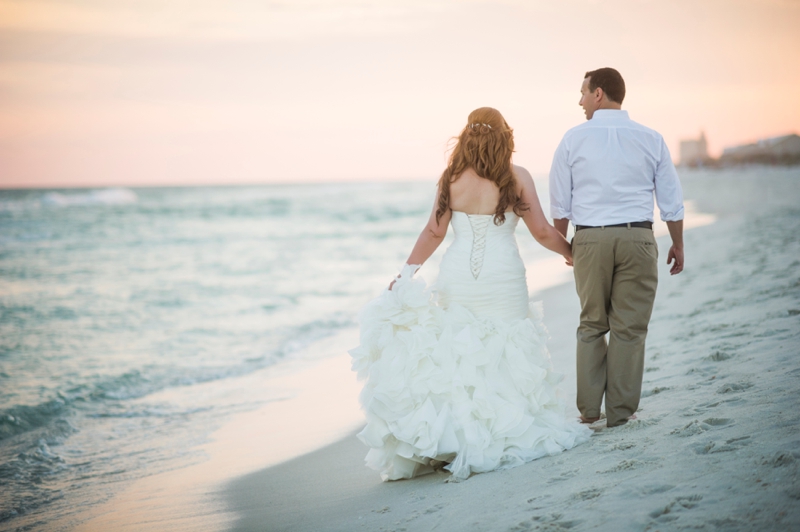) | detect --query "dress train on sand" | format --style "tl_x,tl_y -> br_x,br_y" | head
349,212 -> 591,481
